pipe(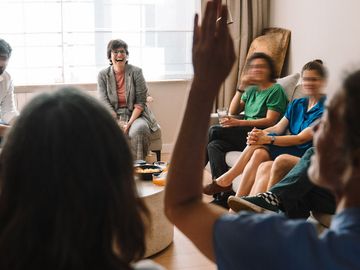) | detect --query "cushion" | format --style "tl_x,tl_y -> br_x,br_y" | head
292,84 -> 306,100
276,73 -> 300,101
246,28 -> 291,77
